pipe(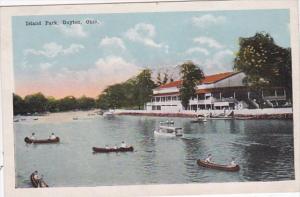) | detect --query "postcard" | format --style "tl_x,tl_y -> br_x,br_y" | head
0,0 -> 299,196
